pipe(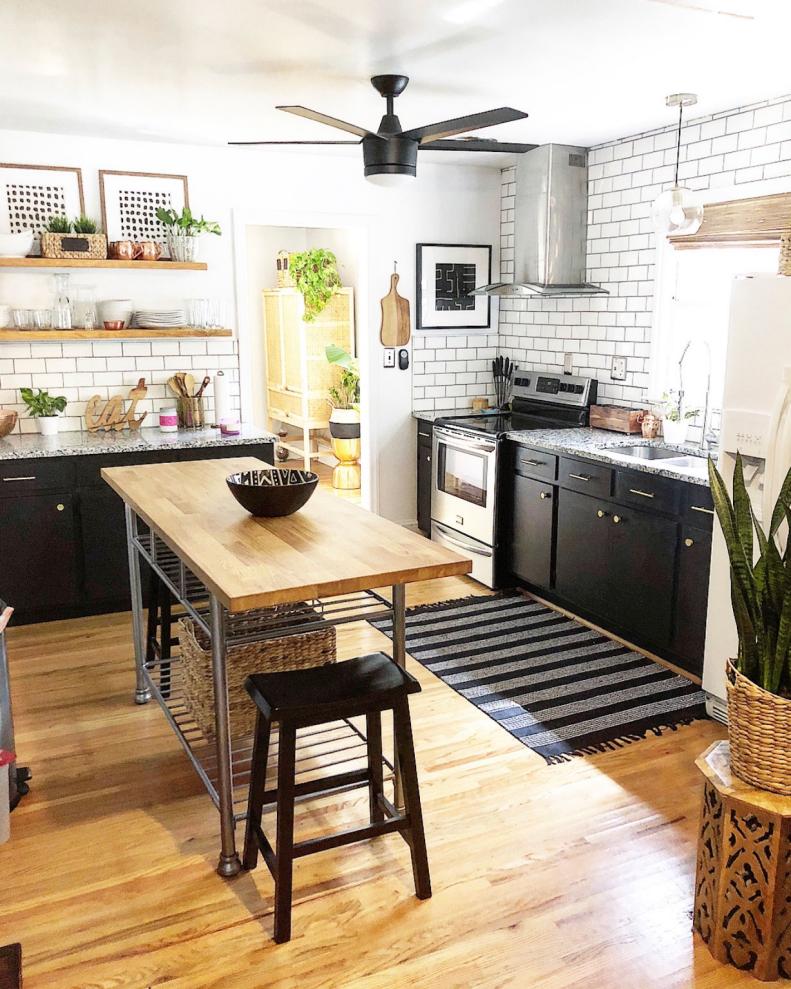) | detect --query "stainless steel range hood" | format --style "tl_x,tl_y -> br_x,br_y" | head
473,143 -> 608,298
